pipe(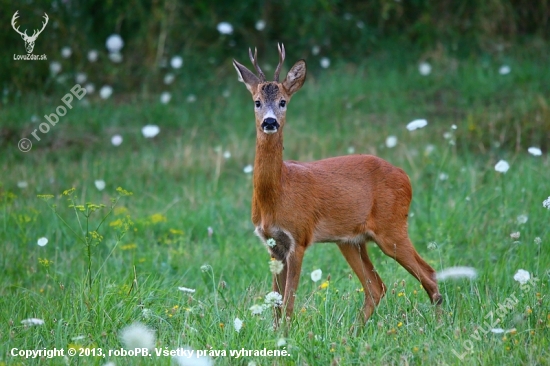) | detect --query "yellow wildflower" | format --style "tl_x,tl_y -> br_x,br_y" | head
116,187 -> 133,196
150,213 -> 167,224
62,188 -> 76,196
114,206 -> 128,215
